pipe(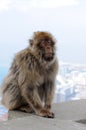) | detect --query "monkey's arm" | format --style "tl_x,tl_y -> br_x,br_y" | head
44,81 -> 55,111
44,60 -> 58,111
20,80 -> 54,118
